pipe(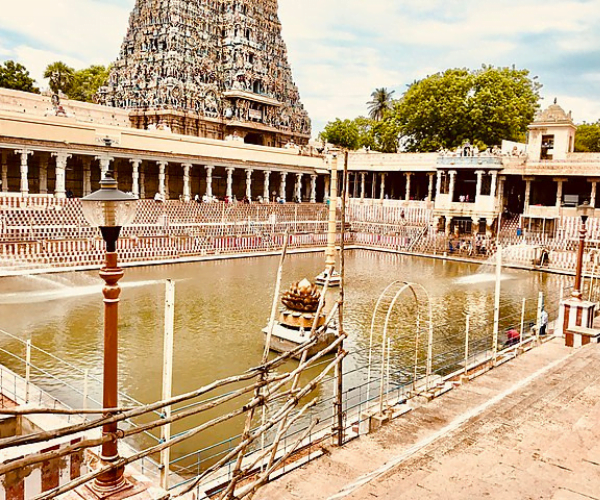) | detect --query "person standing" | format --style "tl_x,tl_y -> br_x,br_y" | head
540,308 -> 549,336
